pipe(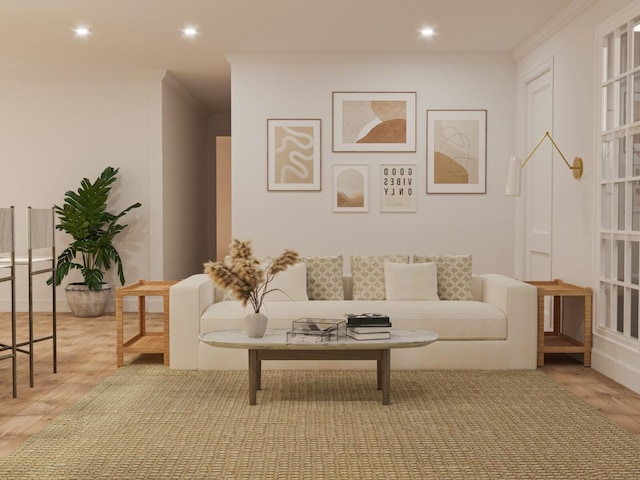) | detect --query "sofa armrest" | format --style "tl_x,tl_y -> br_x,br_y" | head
476,273 -> 538,369
169,274 -> 215,369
